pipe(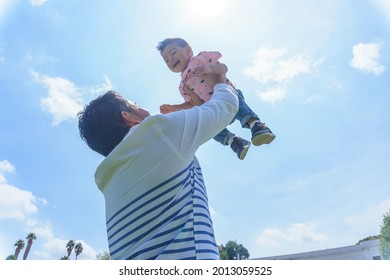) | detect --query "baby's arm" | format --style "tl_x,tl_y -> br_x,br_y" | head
160,102 -> 193,114
160,85 -> 204,114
